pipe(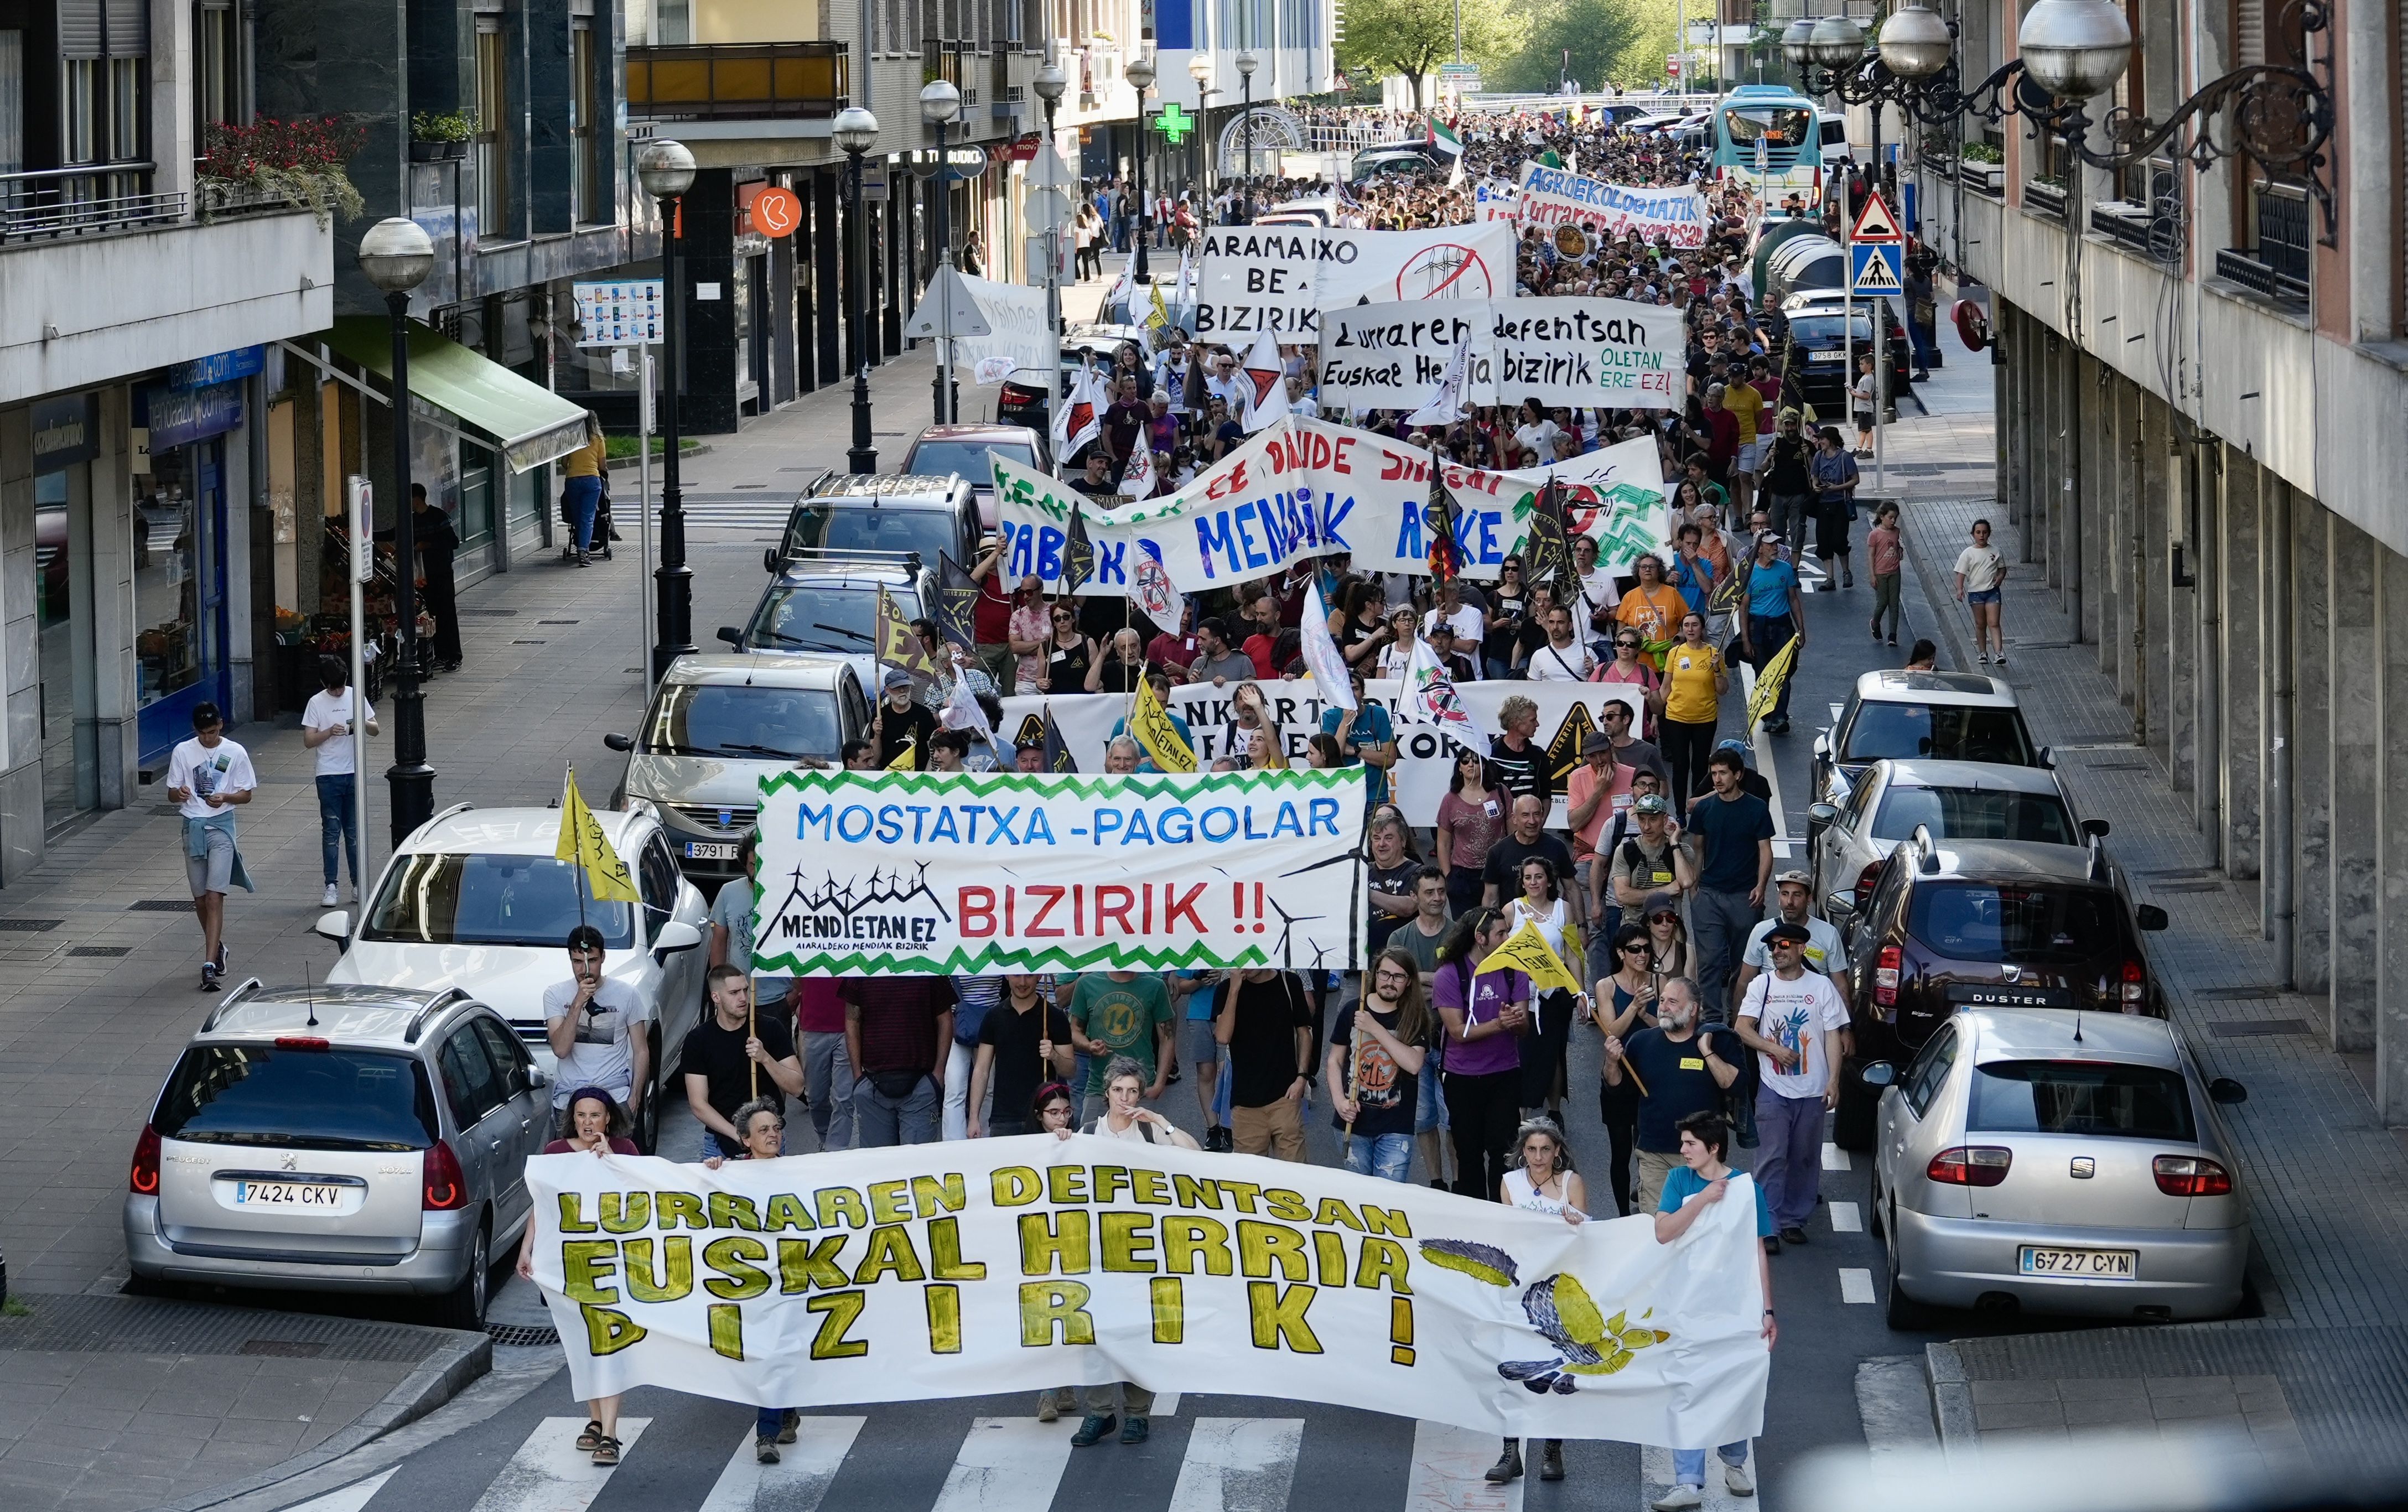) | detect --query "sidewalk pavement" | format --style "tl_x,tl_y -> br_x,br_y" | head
1888,328 -> 2408,1475
0,276 -> 1134,1510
